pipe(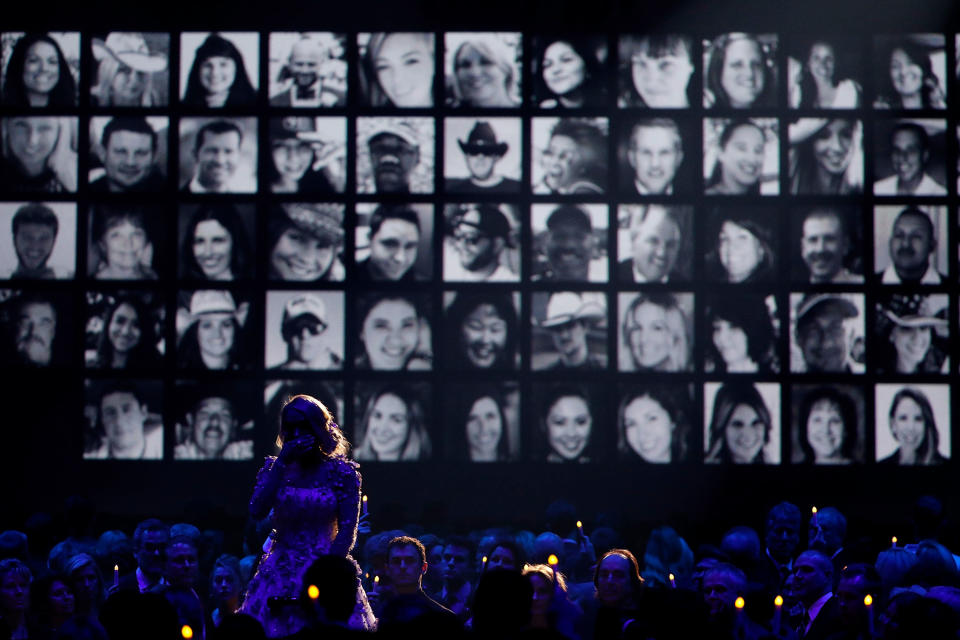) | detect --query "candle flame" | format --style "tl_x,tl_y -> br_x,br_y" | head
892,536 -> 897,545
668,573 -> 675,581
864,594 -> 873,606
307,584 -> 319,600
374,575 -> 379,584
811,506 -> 818,514
576,520 -> 582,528
547,554 -> 559,566
774,595 -> 783,606
181,625 -> 193,639
482,556 -> 488,564
735,597 -> 745,609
